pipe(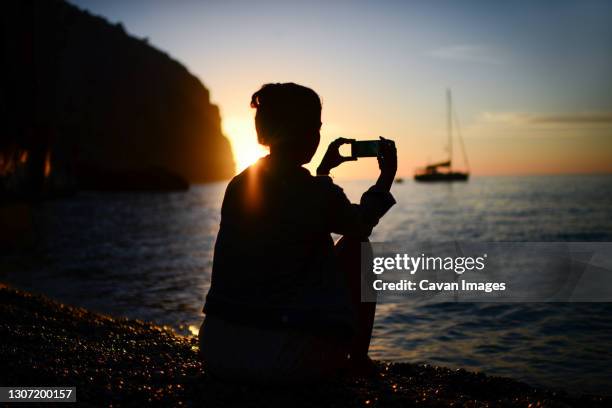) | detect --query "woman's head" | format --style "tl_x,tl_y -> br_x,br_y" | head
251,83 -> 321,165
